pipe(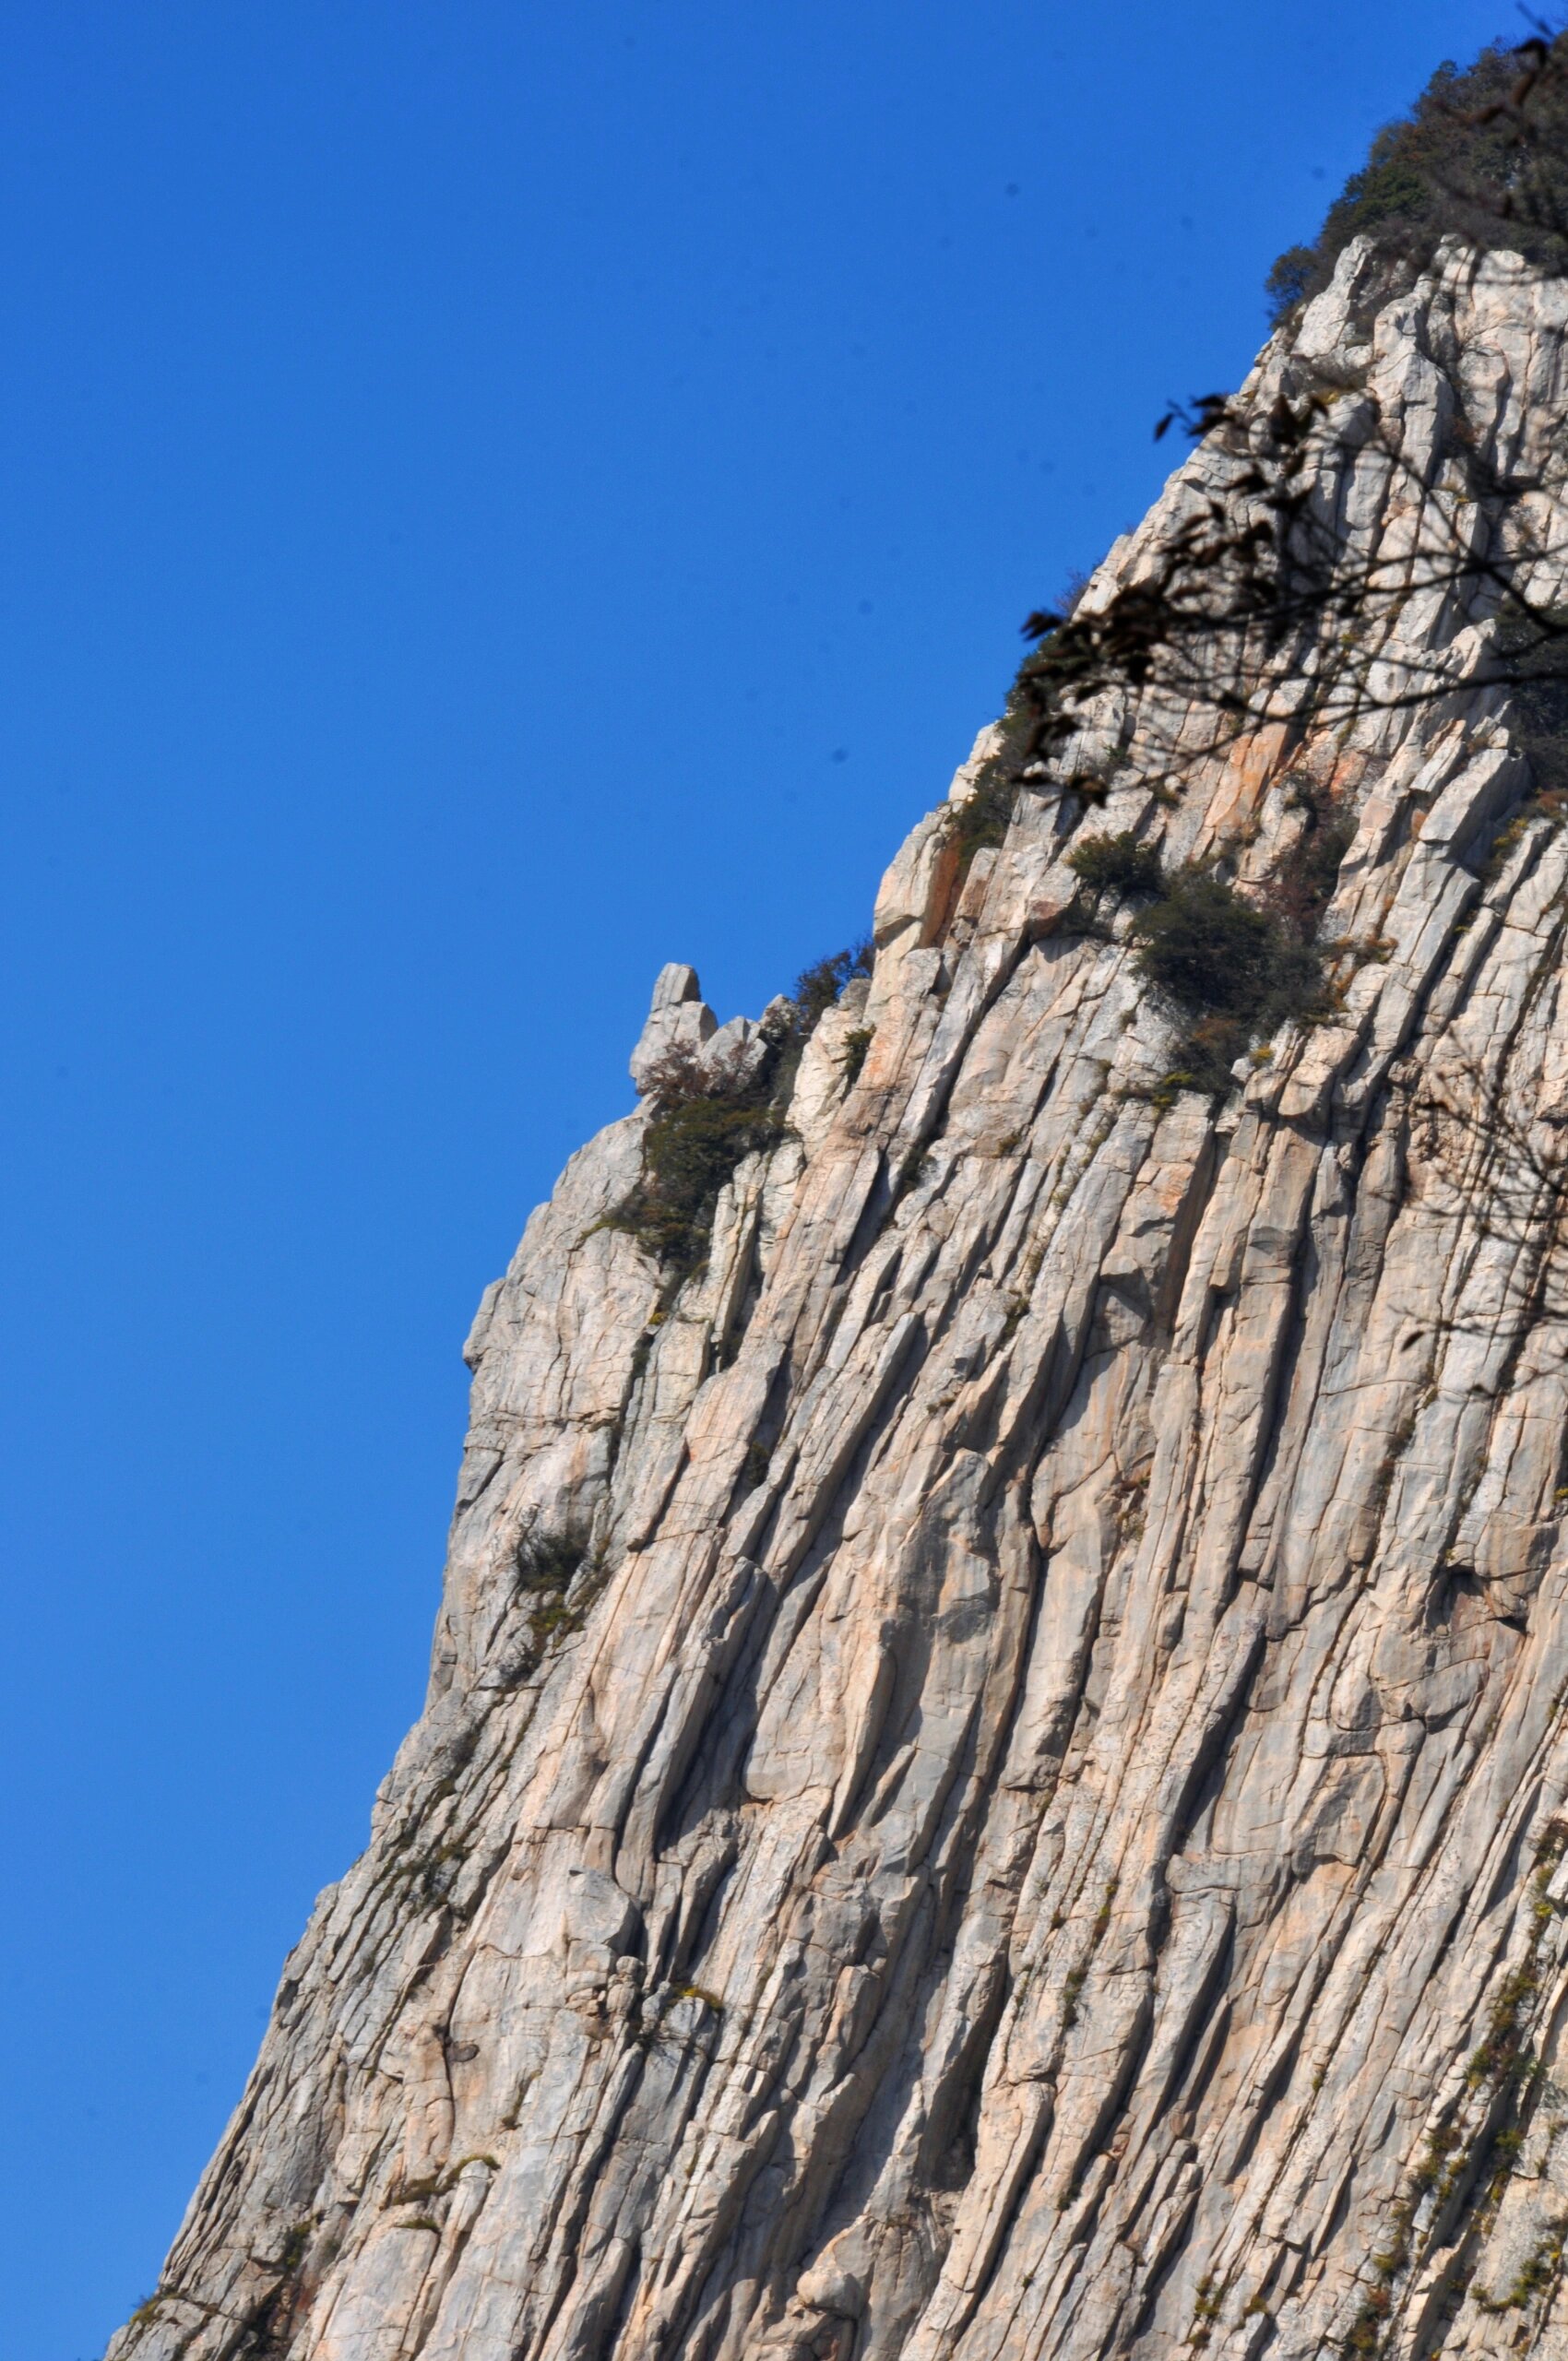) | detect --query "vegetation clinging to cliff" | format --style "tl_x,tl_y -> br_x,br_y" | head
1266,35 -> 1568,320
612,1045 -> 787,1278
612,943 -> 873,1279
1067,807 -> 1348,1096
1066,830 -> 1164,902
